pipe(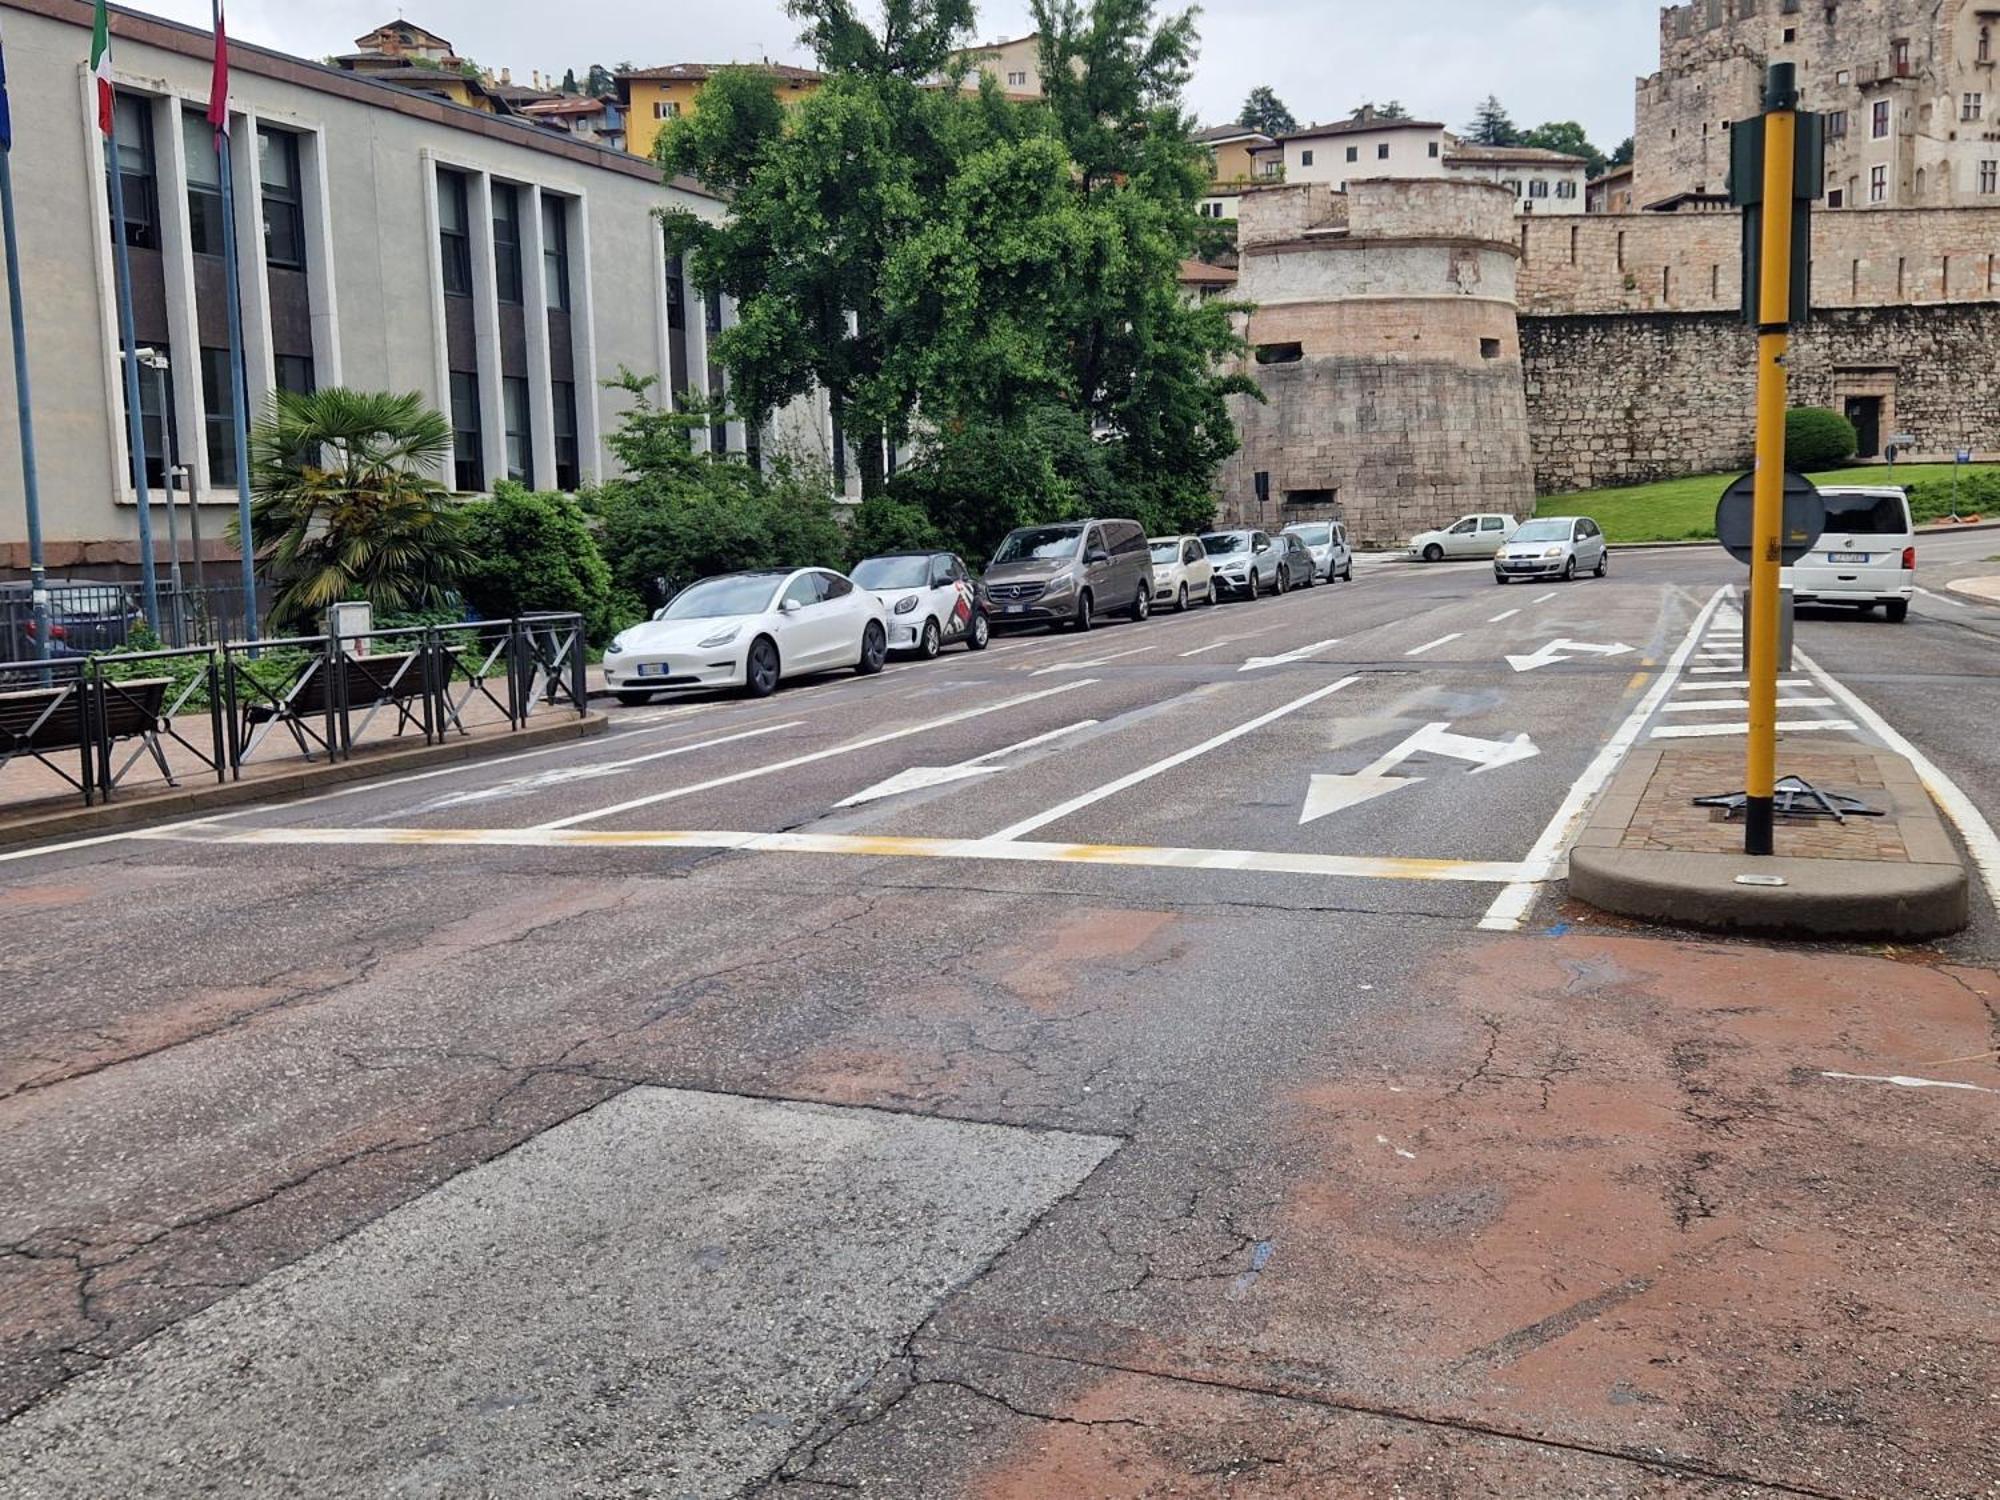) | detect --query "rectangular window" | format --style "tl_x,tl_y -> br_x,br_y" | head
1965,93 -> 1984,122
553,380 -> 580,490
1892,38 -> 1910,75
1872,100 -> 1891,138
541,196 -> 570,311
1530,178 -> 1550,198
1828,187 -> 1845,208
1982,161 -> 1998,194
183,112 -> 225,257
1300,149 -> 1314,166
275,354 -> 315,396
257,127 -> 305,270
1345,145 -> 1359,163
653,100 -> 680,120
450,370 -> 484,491
1376,143 -> 1390,160
1826,109 -> 1847,139
1870,164 -> 1888,202
125,348 -> 174,491
1556,179 -> 1577,199
1007,70 -> 1027,86
199,347 -> 237,487
503,376 -> 532,484
1428,141 -> 1440,158
438,170 -> 473,297
491,183 -> 523,304
108,92 -> 159,250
